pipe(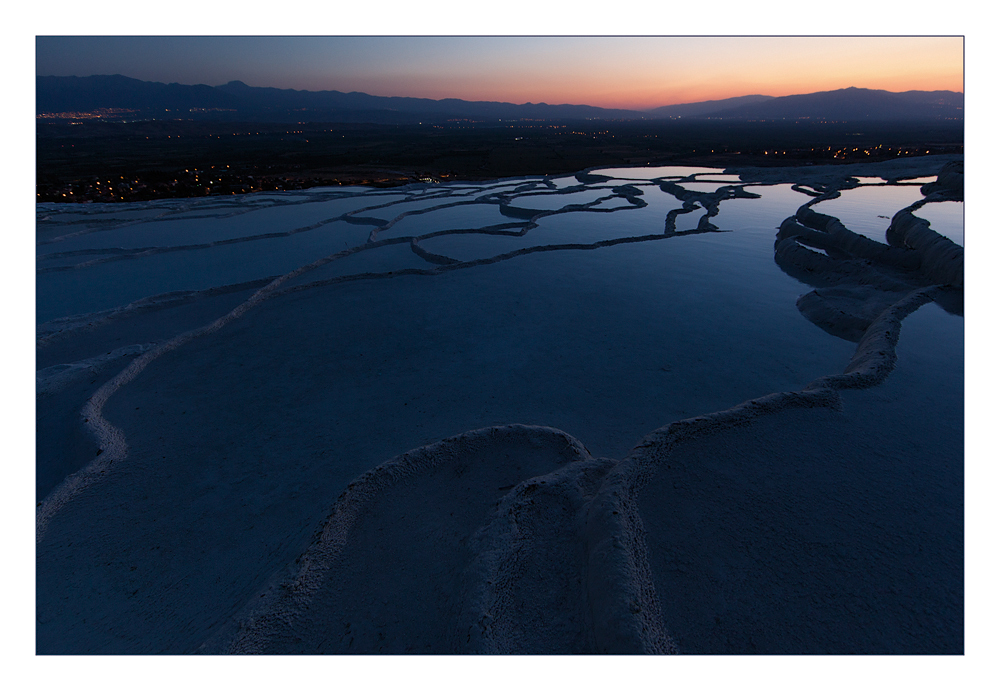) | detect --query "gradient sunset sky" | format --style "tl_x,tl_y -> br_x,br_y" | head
35,36 -> 963,111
